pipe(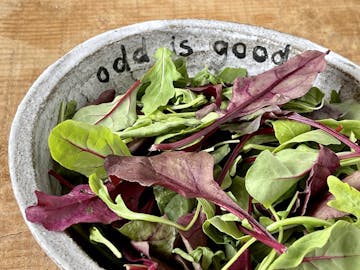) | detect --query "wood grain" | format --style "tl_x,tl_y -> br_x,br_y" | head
1,0 -> 359,269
